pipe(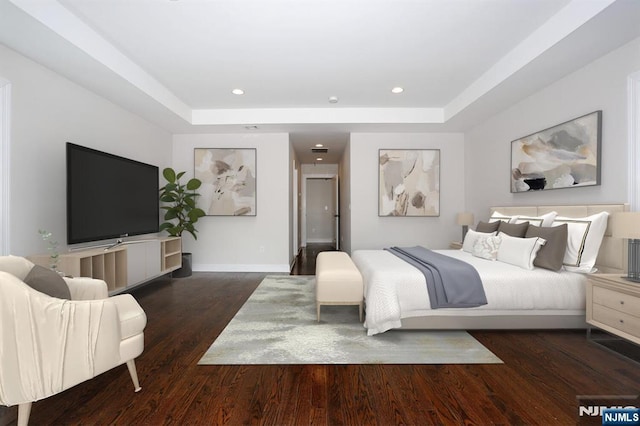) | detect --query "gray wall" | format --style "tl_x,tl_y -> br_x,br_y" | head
339,138 -> 352,253
464,36 -> 640,223
349,132 -> 465,251
172,133 -> 290,272
0,43 -> 172,256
